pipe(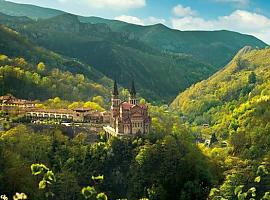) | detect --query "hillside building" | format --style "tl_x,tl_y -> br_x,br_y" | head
0,95 -> 36,114
104,81 -> 151,136
26,108 -> 109,124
